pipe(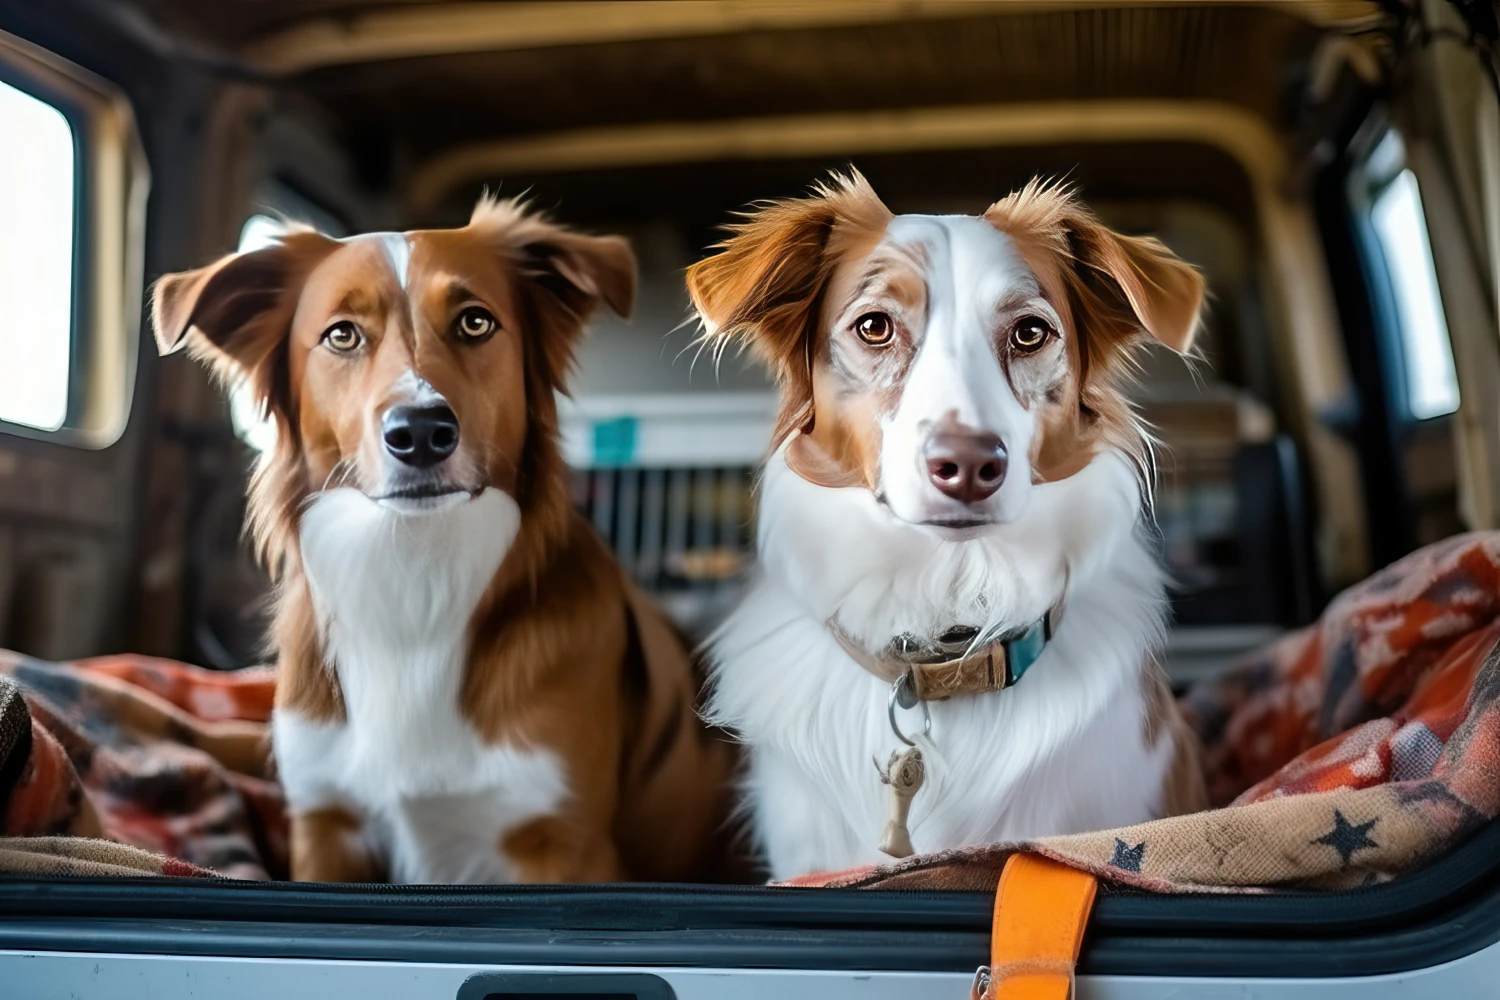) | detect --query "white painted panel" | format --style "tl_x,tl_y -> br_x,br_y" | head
6,941 -> 1500,1000
559,392 -> 777,468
